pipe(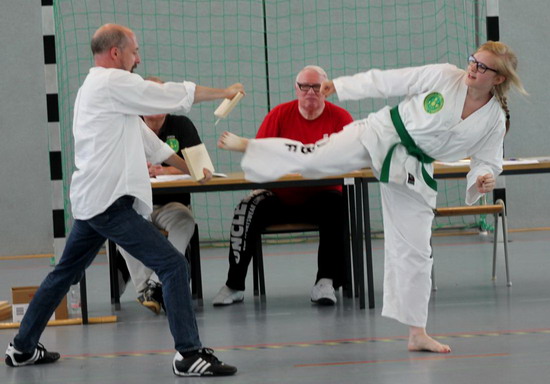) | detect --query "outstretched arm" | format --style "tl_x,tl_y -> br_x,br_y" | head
193,83 -> 245,104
